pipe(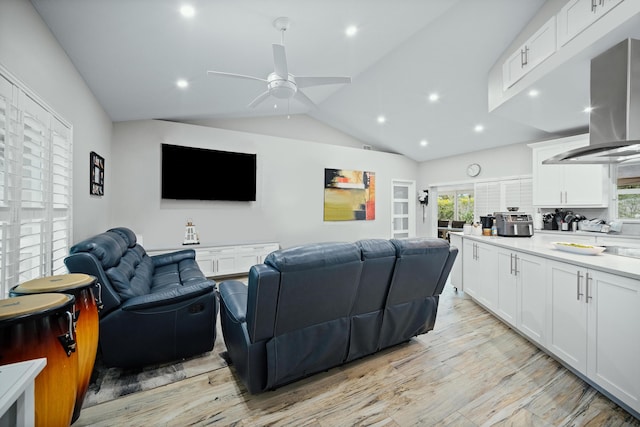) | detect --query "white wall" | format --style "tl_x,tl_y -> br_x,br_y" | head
110,120 -> 418,249
417,141 -> 533,236
181,114 -> 373,151
0,0 -> 113,242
